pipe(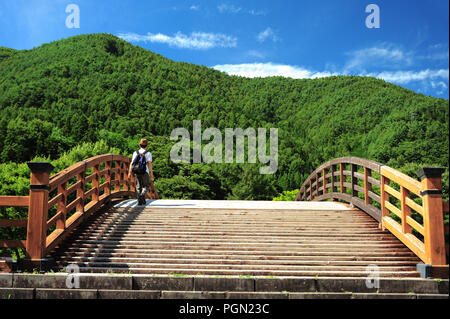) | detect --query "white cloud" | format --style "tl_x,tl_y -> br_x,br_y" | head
218,4 -> 242,14
118,32 -> 237,50
257,28 -> 279,43
212,63 -> 449,93
190,5 -> 200,11
218,3 -> 266,15
212,63 -> 335,79
247,50 -> 265,59
344,44 -> 414,72
366,69 -> 449,84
